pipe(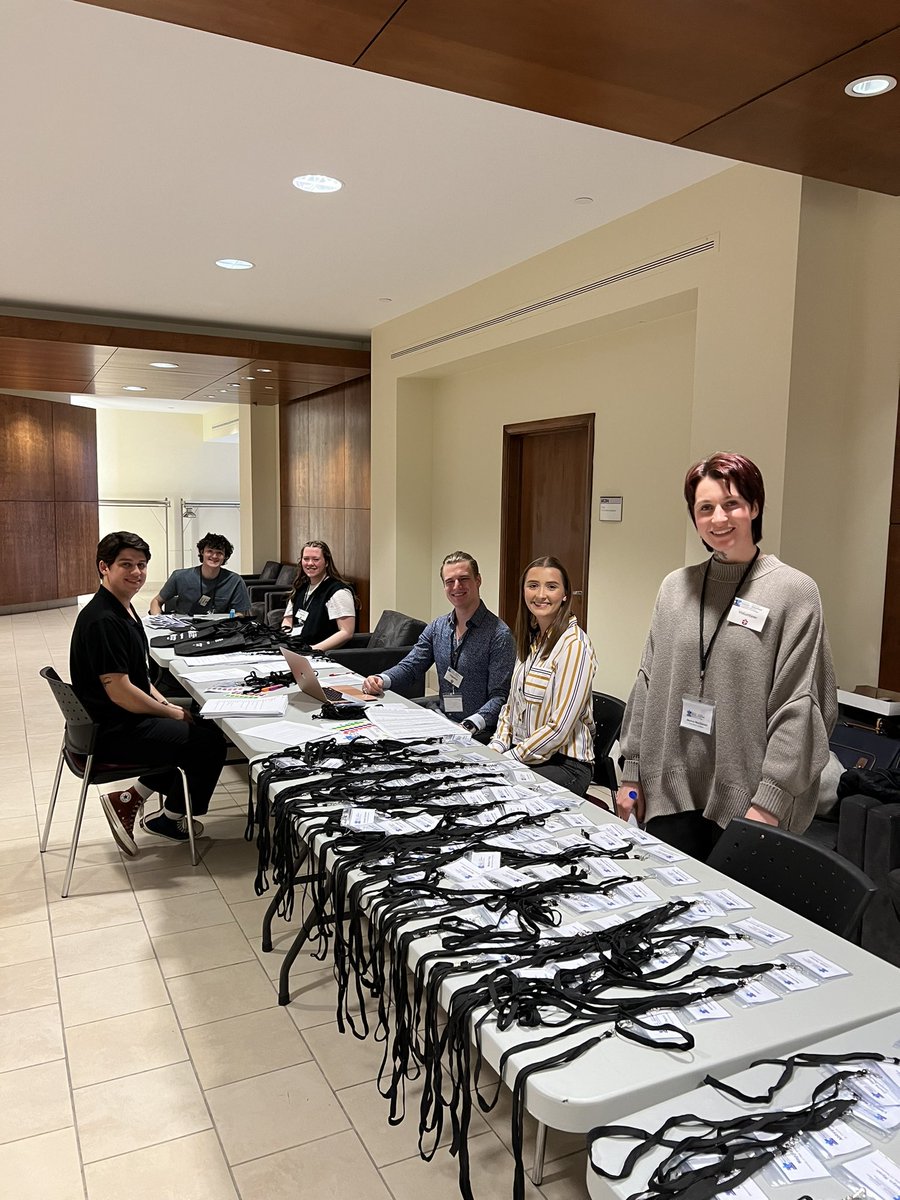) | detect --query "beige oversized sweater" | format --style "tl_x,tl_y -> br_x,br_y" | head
620,555 -> 837,832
